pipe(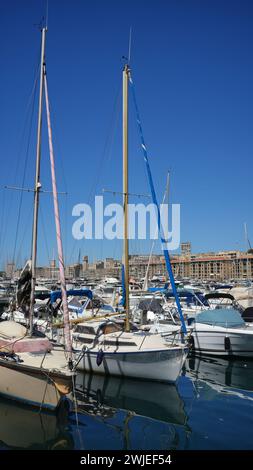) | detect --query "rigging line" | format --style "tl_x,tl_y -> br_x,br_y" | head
4,53 -> 41,206
143,172 -> 170,288
128,27 -> 132,64
43,90 -> 69,261
88,81 -> 121,204
45,0 -> 49,29
47,104 -> 69,262
67,81 -> 121,265
15,203 -> 34,268
0,188 -> 7,258
48,91 -> 68,194
10,66 -> 39,276
129,74 -> 187,335
40,204 -> 51,266
1,57 -> 41,266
